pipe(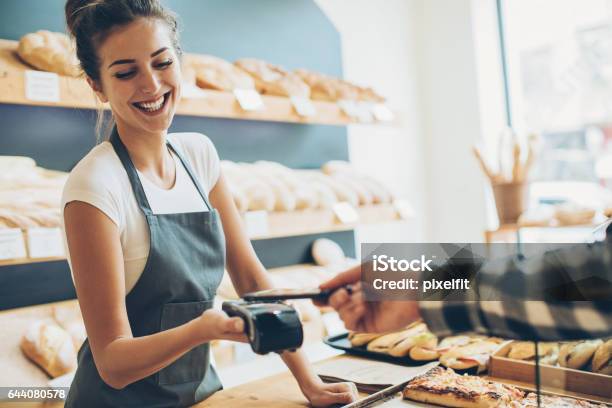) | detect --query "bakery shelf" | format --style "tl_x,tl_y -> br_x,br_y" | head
0,204 -> 402,267
245,203 -> 403,240
0,39 -> 390,126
